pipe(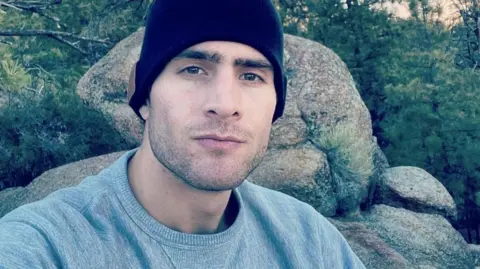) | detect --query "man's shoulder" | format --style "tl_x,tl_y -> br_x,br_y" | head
0,162 -> 118,227
238,181 -> 366,268
1,150 -> 132,224
238,180 -> 356,247
0,159 -> 126,268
